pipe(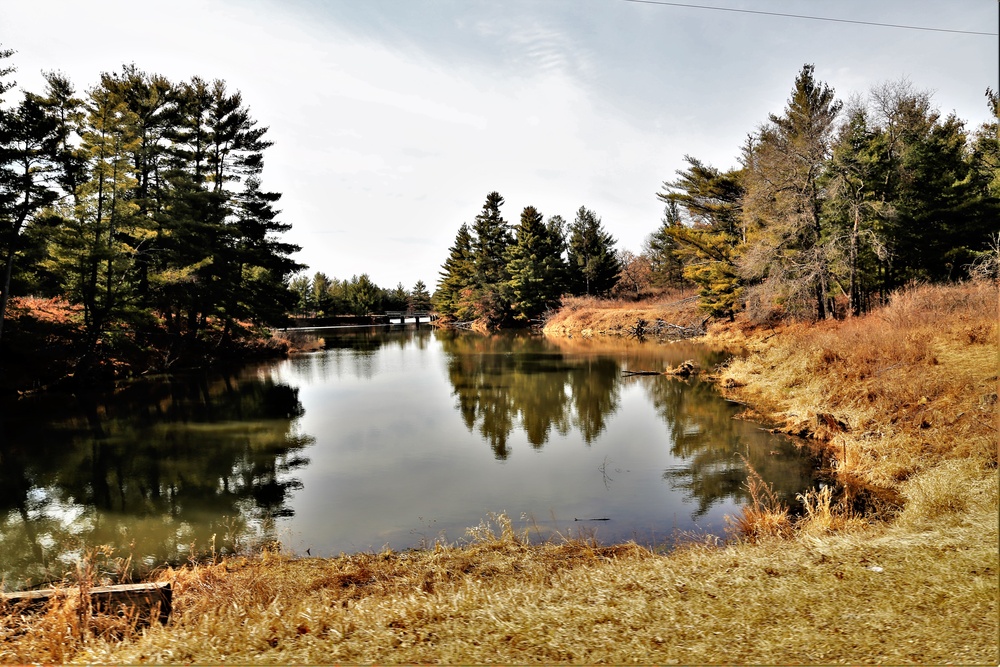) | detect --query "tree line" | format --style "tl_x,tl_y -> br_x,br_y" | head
0,47 -> 302,362
652,65 -> 999,321
435,66 -> 998,328
288,273 -> 432,318
434,192 -> 621,327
